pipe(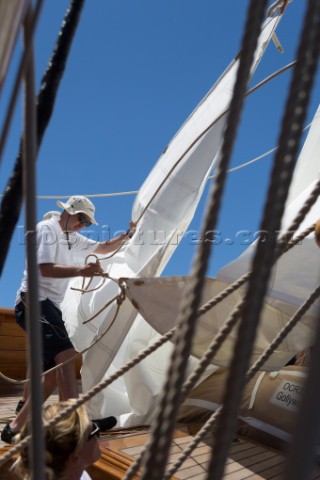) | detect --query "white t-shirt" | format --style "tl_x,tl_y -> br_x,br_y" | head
80,471 -> 92,480
16,217 -> 98,306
